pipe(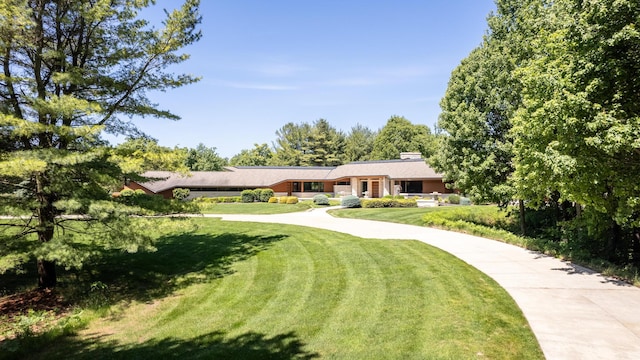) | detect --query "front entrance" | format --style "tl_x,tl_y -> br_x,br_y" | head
371,181 -> 380,198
